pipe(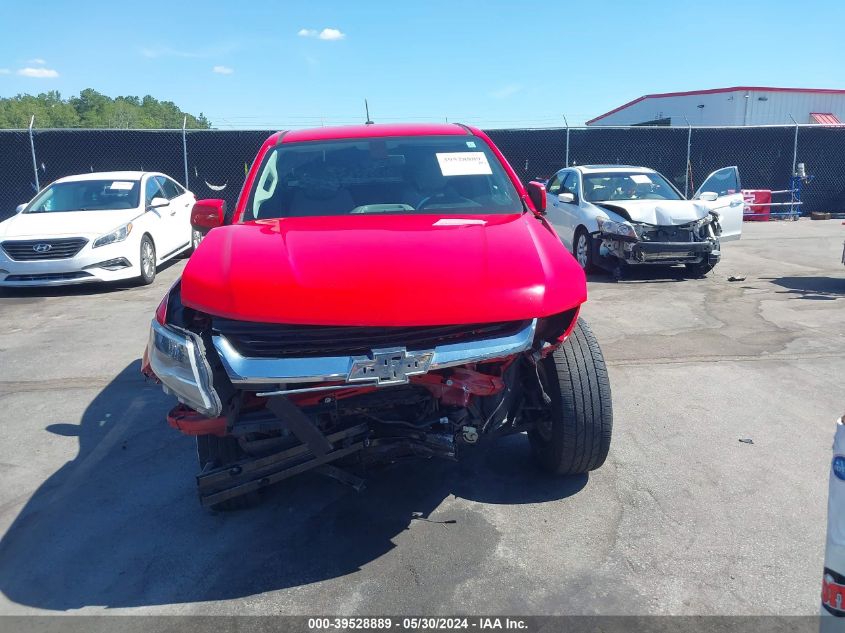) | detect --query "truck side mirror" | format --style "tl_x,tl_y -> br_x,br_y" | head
526,181 -> 547,214
191,199 -> 226,229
